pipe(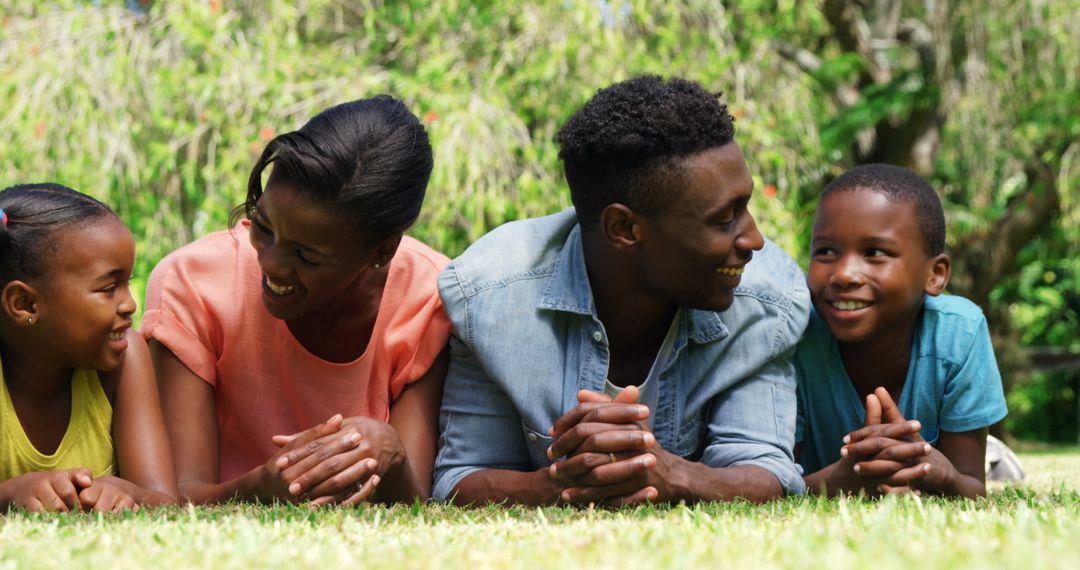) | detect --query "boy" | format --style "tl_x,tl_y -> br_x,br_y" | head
795,164 -> 1007,498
